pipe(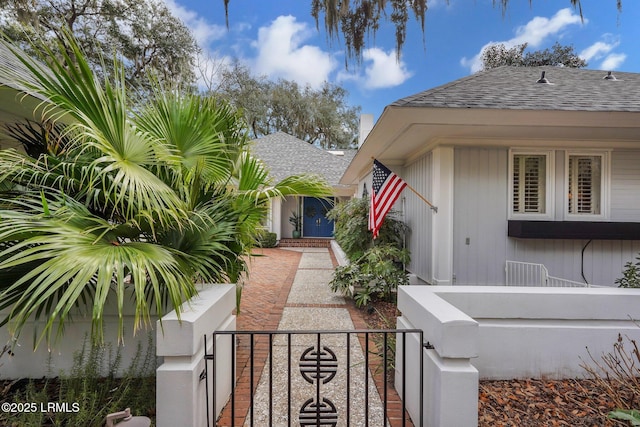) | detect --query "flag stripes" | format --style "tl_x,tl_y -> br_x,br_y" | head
368,159 -> 407,239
